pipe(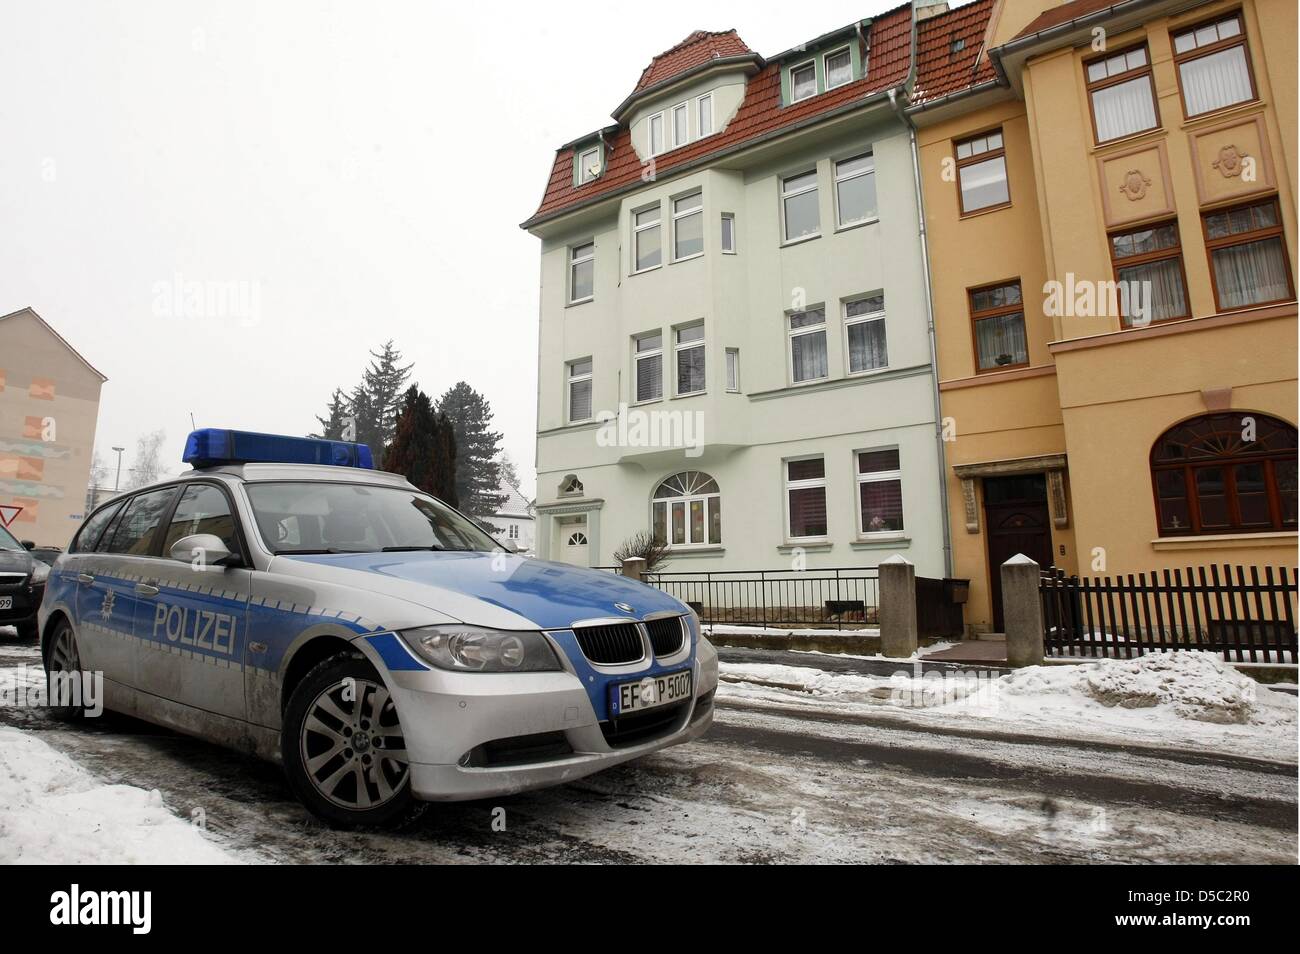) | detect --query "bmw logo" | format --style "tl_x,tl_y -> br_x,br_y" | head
614,602 -> 635,614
